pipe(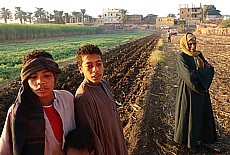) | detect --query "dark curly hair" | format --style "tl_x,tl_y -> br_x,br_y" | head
76,44 -> 102,66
